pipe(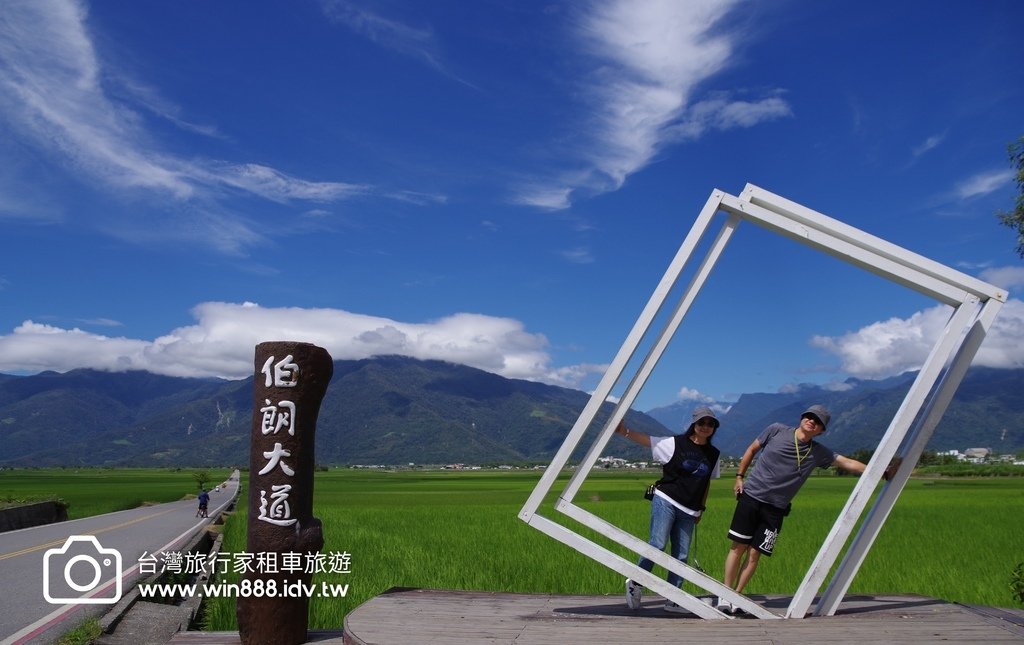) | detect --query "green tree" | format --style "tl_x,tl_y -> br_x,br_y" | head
193,469 -> 211,490
997,136 -> 1024,257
